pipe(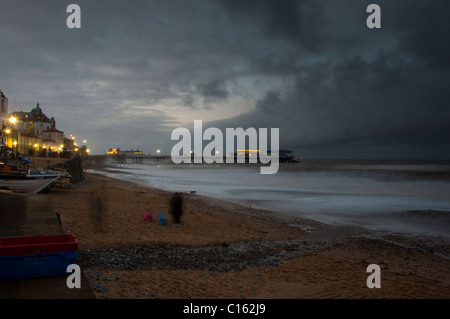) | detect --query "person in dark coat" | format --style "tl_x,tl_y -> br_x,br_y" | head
170,192 -> 183,225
